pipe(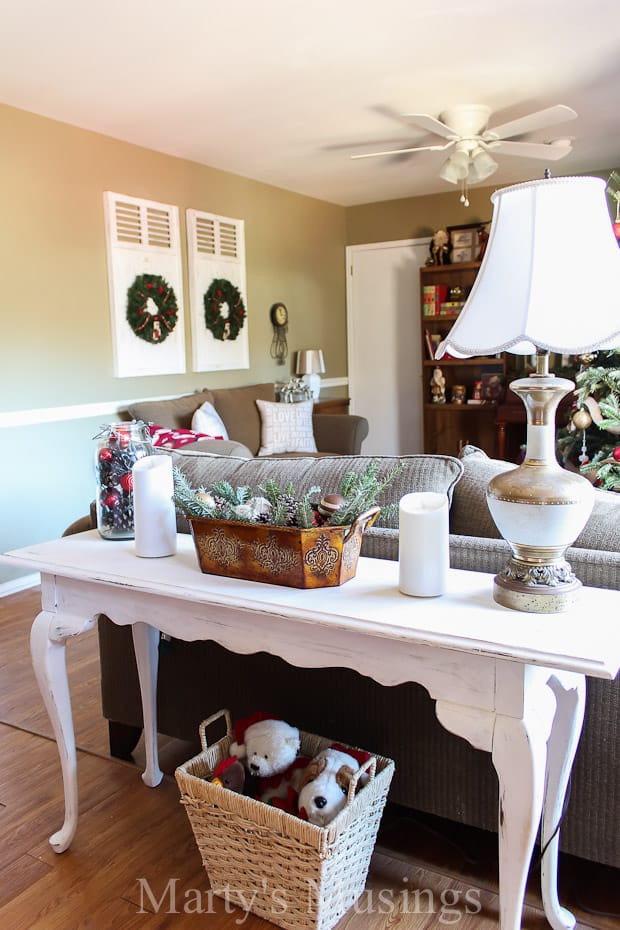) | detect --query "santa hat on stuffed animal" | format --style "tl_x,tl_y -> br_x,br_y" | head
230,712 -> 301,780
231,711 -> 282,747
209,755 -> 245,793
